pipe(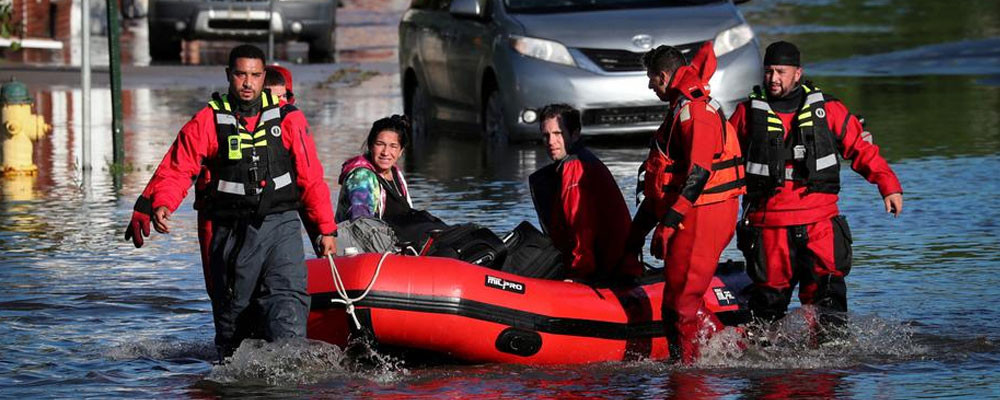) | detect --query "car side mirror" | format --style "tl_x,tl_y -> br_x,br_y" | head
450,0 -> 486,19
